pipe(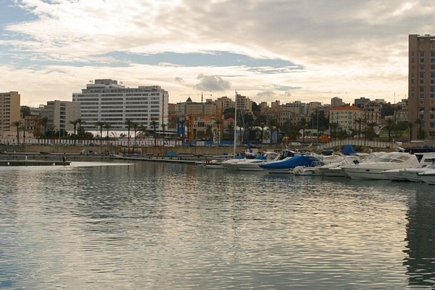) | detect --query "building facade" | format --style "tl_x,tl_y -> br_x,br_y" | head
72,79 -> 169,131
408,34 -> 435,139
40,100 -> 81,133
0,91 -> 20,138
329,106 -> 363,132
